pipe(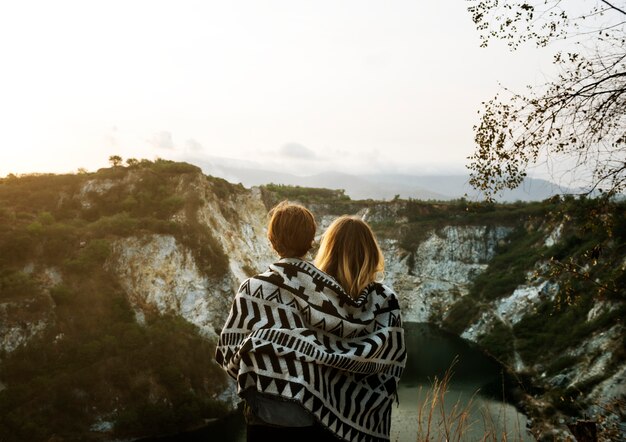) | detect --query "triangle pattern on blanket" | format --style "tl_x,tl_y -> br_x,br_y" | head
327,413 -> 338,431
312,396 -> 324,414
346,428 -> 355,441
320,407 -> 330,425
274,378 -> 288,395
374,320 -> 387,331
329,320 -> 344,336
281,382 -> 293,397
388,312 -> 400,327
285,296 -> 298,308
303,390 -> 315,409
290,383 -> 303,397
266,288 -> 283,303
313,317 -> 326,329
259,375 -> 273,392
252,285 -> 264,299
345,328 -> 361,338
240,279 -> 251,295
